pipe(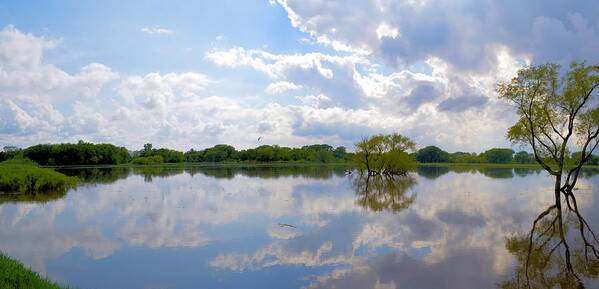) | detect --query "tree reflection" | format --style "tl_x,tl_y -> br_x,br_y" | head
501,194 -> 599,289
352,174 -> 416,213
0,190 -> 67,204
